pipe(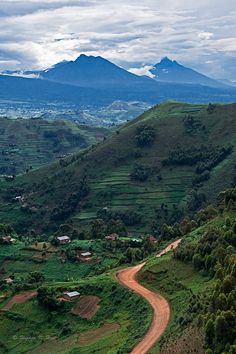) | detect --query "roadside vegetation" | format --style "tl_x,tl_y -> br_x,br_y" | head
139,187 -> 236,354
0,102 -> 236,353
0,273 -> 152,353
